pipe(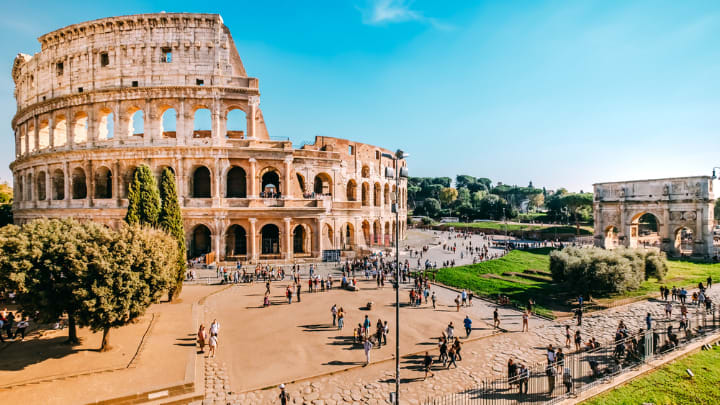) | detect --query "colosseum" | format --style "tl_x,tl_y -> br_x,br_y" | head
10,12 -> 408,262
